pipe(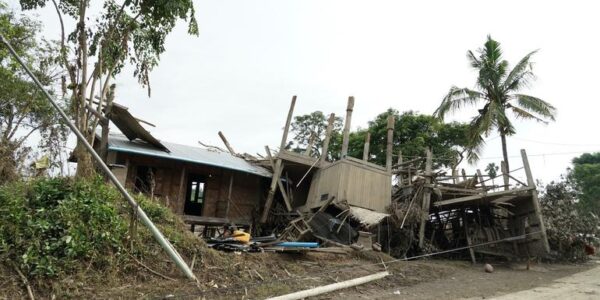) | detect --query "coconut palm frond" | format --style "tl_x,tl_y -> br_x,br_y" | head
503,50 -> 538,92
507,103 -> 548,124
514,94 -> 556,121
434,87 -> 483,120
